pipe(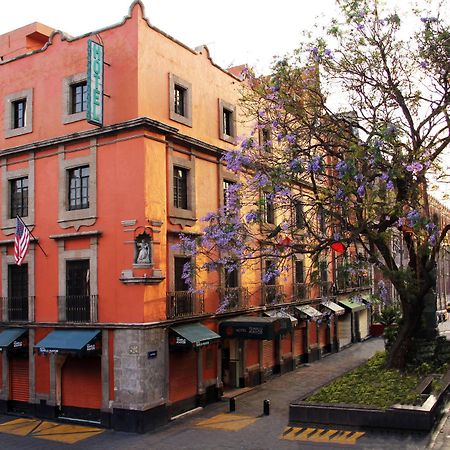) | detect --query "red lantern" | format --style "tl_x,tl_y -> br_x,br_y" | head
331,241 -> 346,254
